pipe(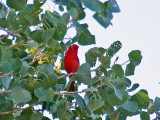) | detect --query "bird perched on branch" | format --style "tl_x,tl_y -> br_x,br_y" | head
64,44 -> 79,91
